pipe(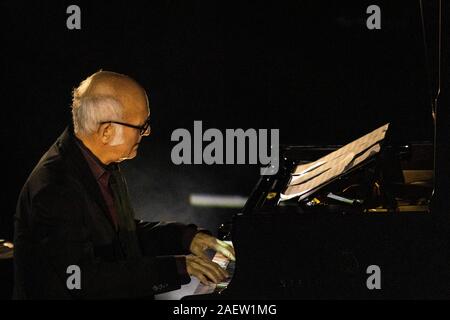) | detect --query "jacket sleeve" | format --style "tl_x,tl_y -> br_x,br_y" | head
26,184 -> 189,299
135,220 -> 204,256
